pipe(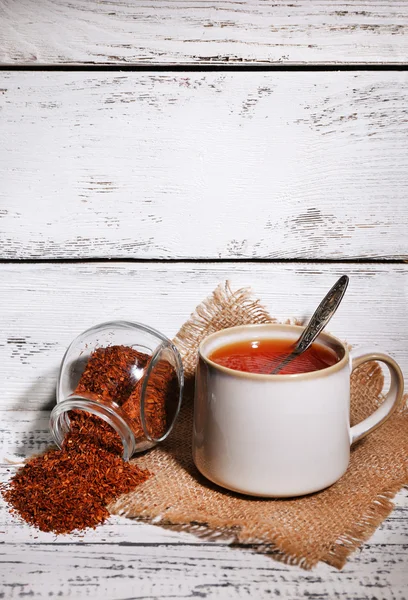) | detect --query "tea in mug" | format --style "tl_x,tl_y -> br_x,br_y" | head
208,338 -> 338,375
